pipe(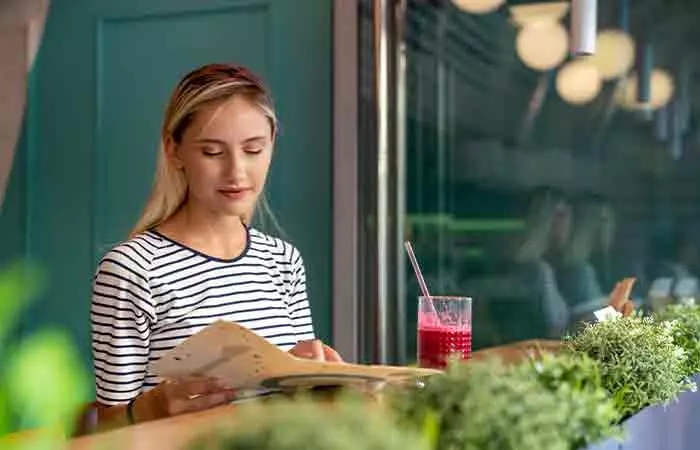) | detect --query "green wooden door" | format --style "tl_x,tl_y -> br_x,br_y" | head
1,0 -> 332,372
